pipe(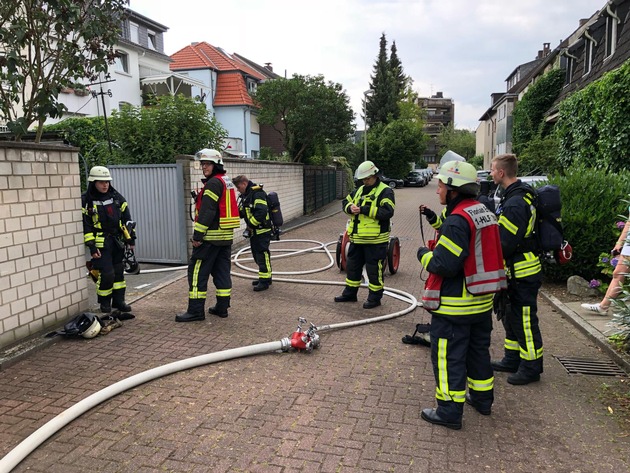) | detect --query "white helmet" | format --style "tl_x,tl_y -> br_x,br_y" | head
88,166 -> 112,182
195,148 -> 223,165
80,316 -> 102,339
437,160 -> 480,195
355,161 -> 379,180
